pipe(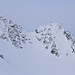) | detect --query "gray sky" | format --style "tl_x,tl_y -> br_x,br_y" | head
0,0 -> 75,36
